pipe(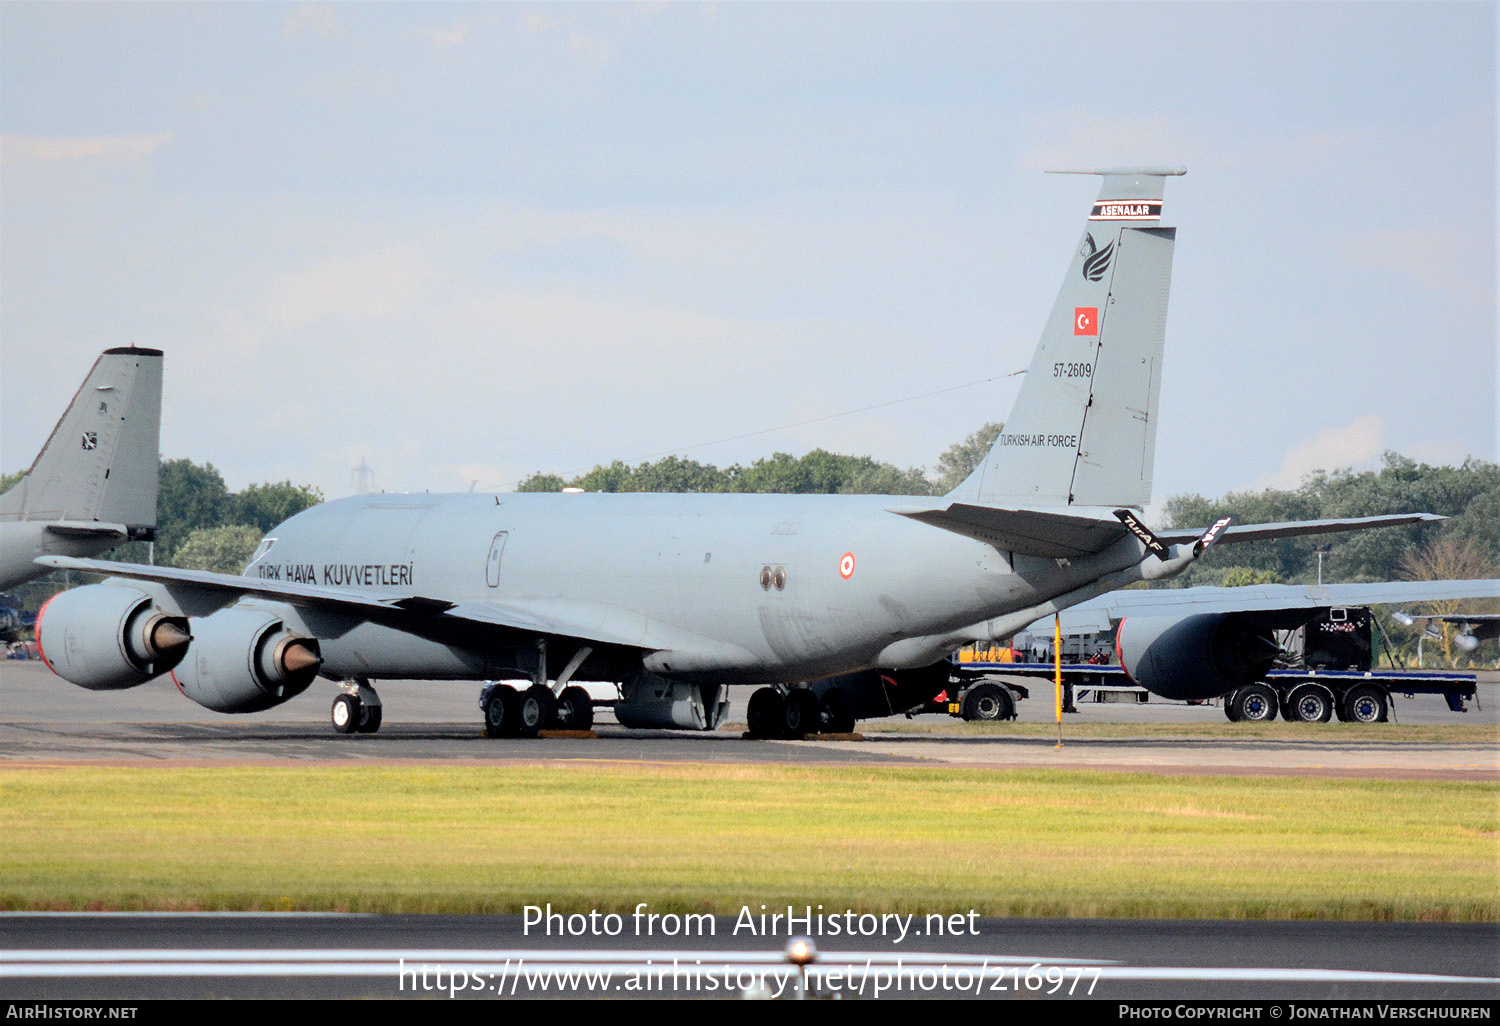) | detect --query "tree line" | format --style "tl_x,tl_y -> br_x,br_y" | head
3,434 -> 1495,664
